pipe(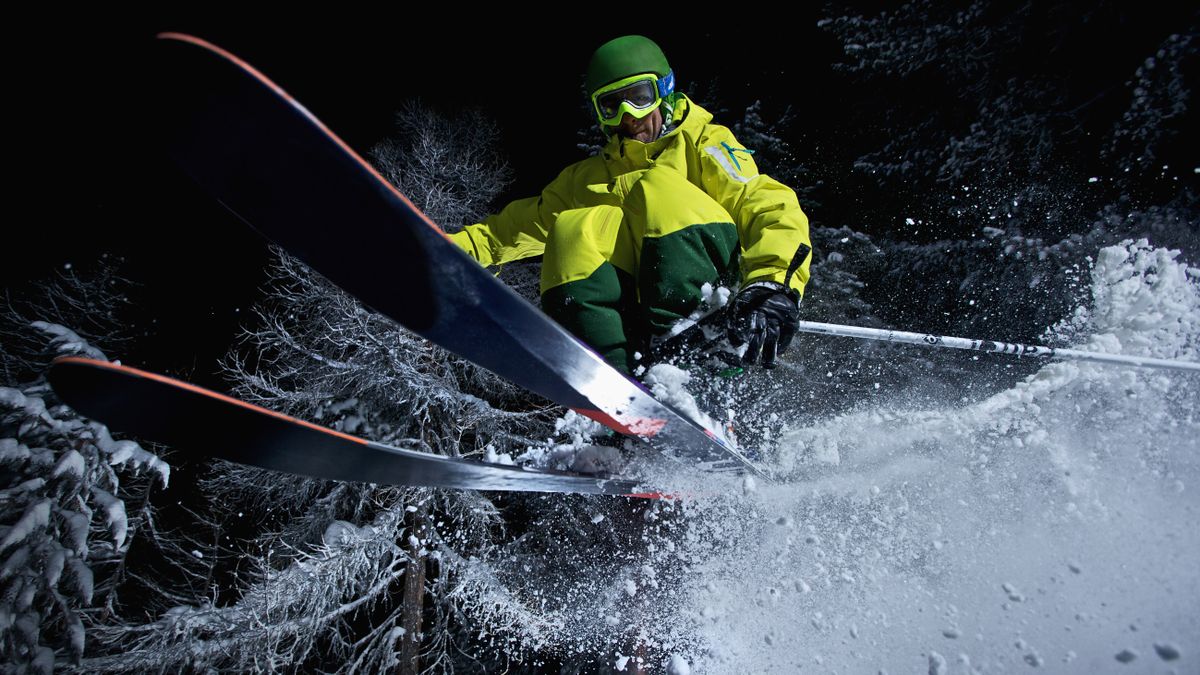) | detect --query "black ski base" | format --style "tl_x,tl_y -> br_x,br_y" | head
48,358 -> 660,498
